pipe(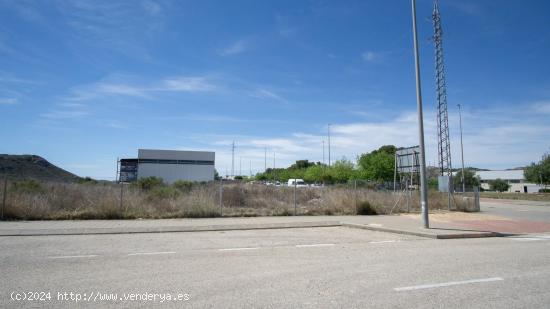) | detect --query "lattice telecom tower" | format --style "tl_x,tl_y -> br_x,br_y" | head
432,0 -> 453,180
